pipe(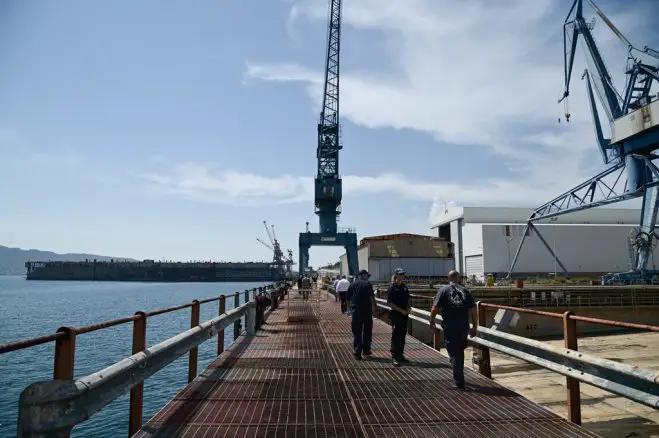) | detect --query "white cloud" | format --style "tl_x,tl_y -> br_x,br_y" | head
135,0 -> 654,229
136,161 -> 596,213
241,0 -> 655,221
